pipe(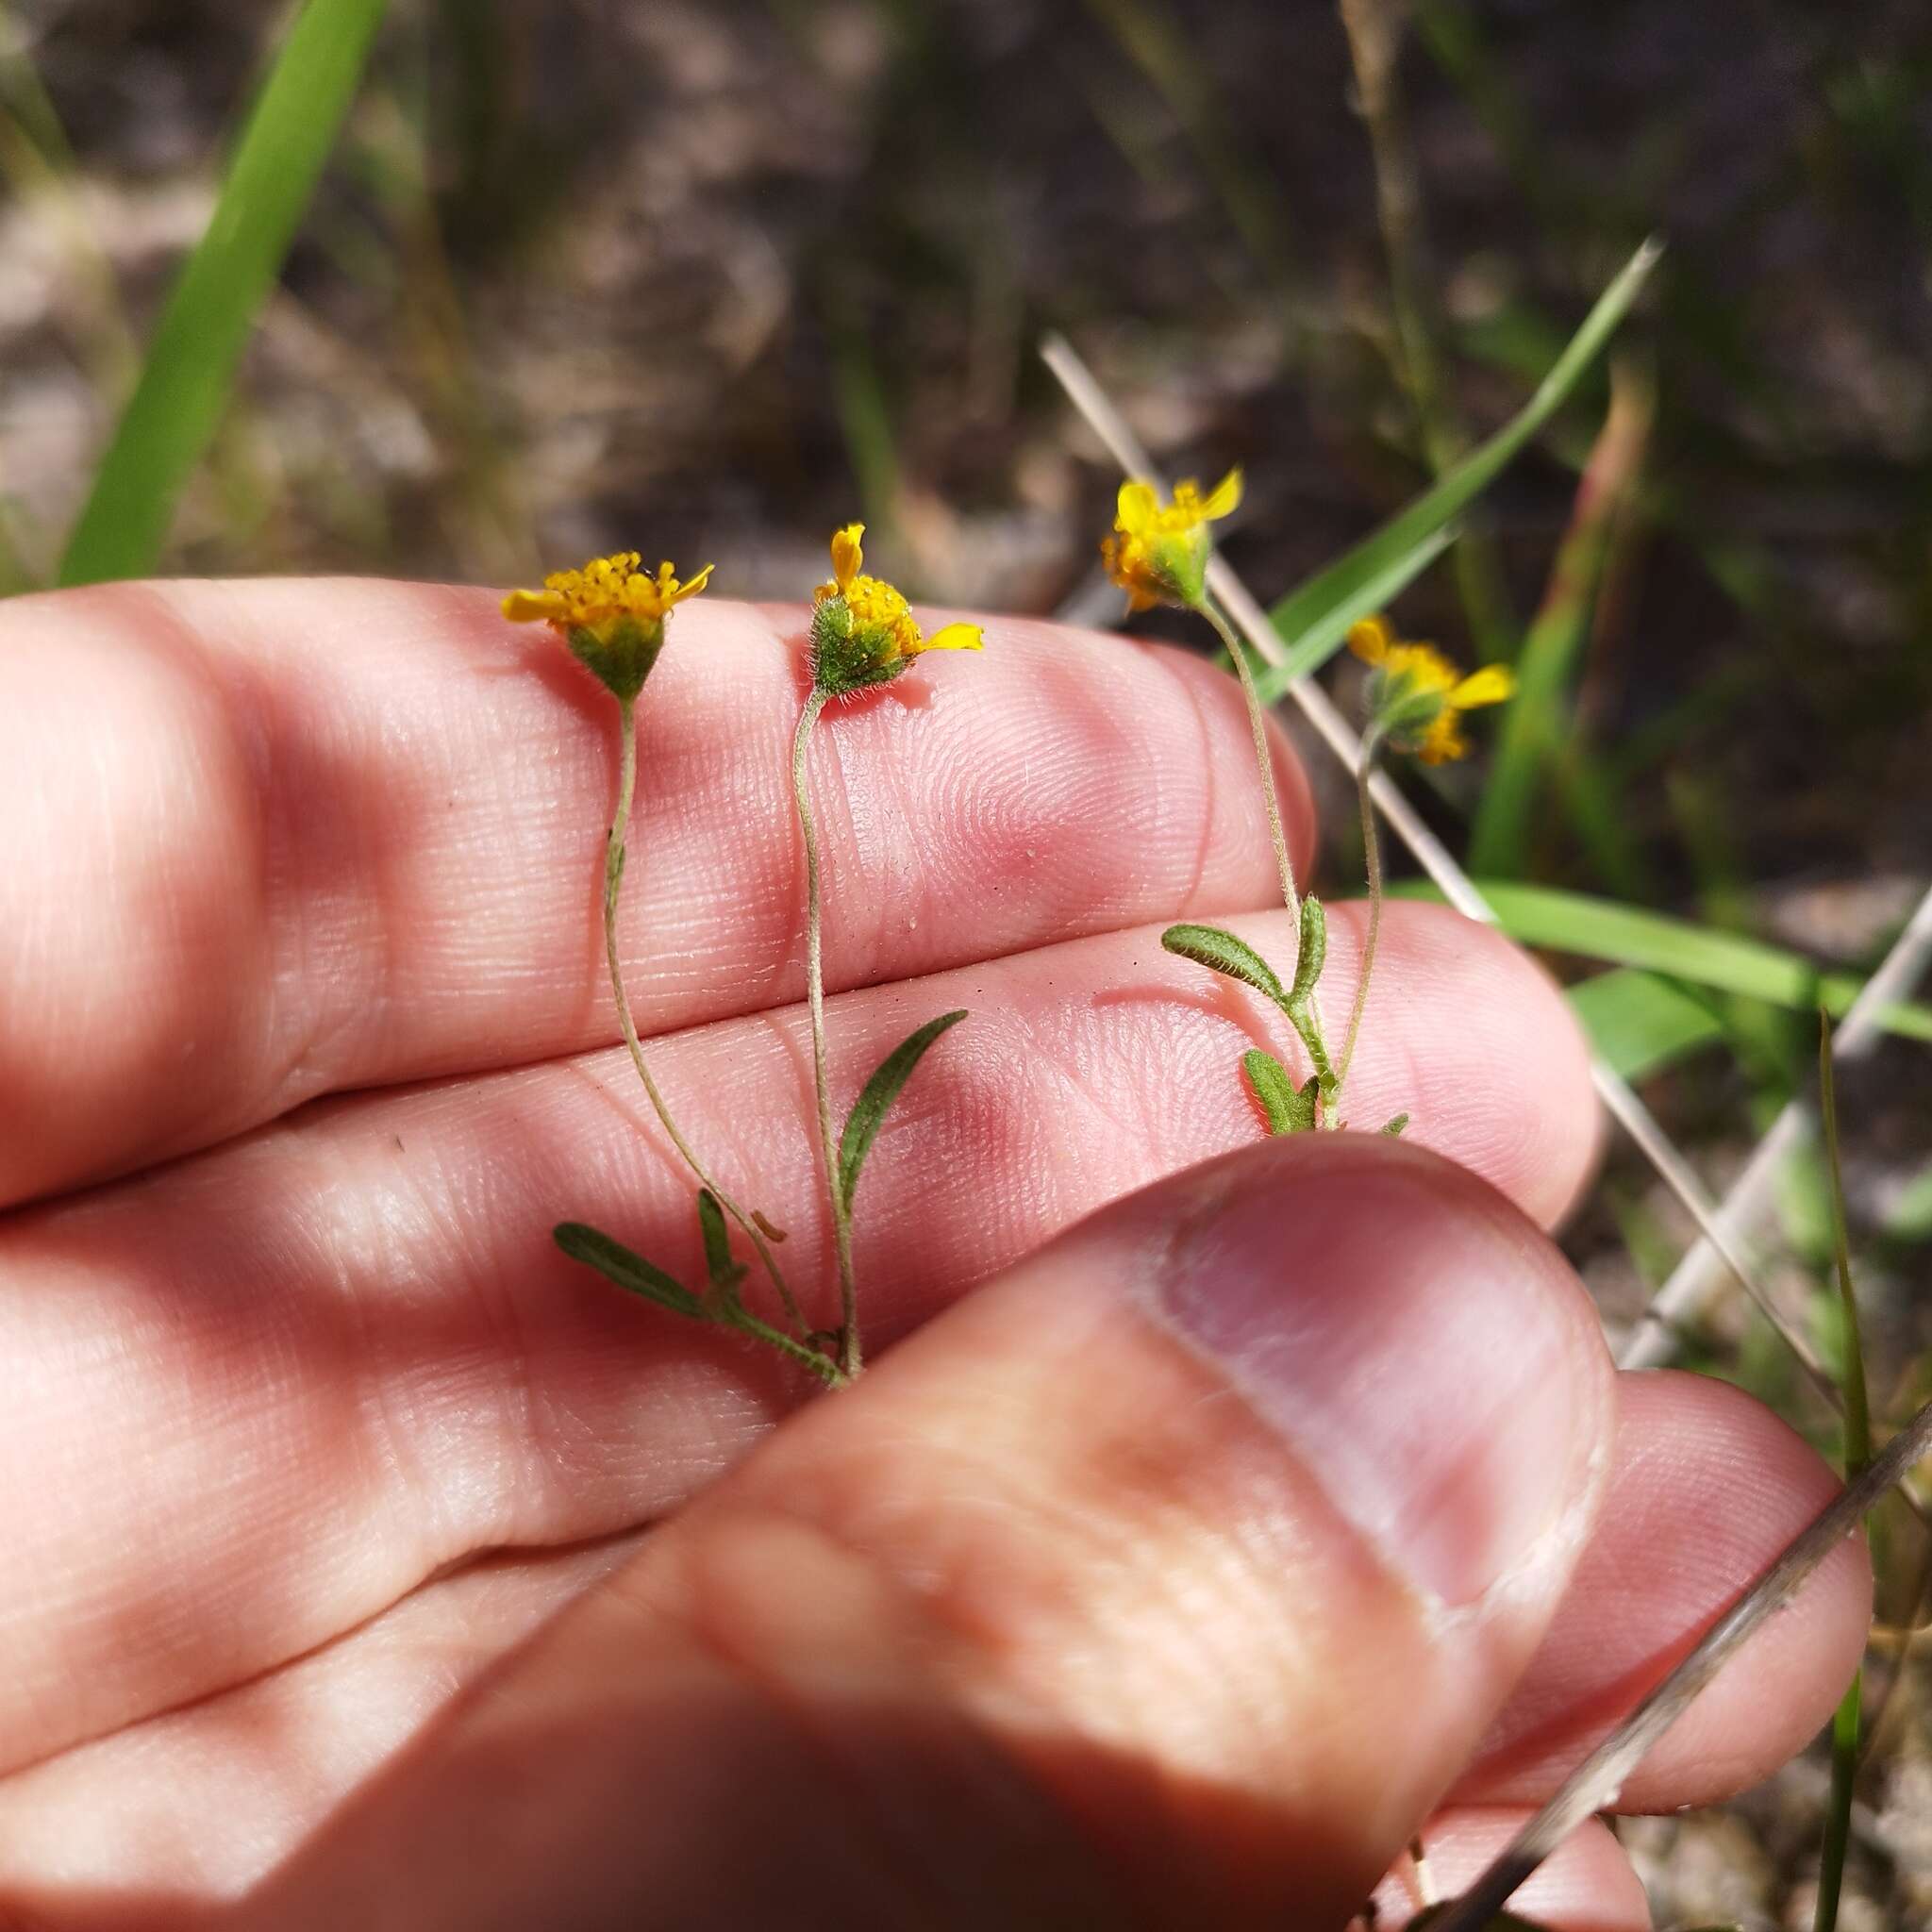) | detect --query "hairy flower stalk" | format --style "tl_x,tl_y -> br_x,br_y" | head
798,525 -> 982,1376
504,552 -> 809,1347
1340,615 -> 1516,1095
604,694 -> 802,1330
